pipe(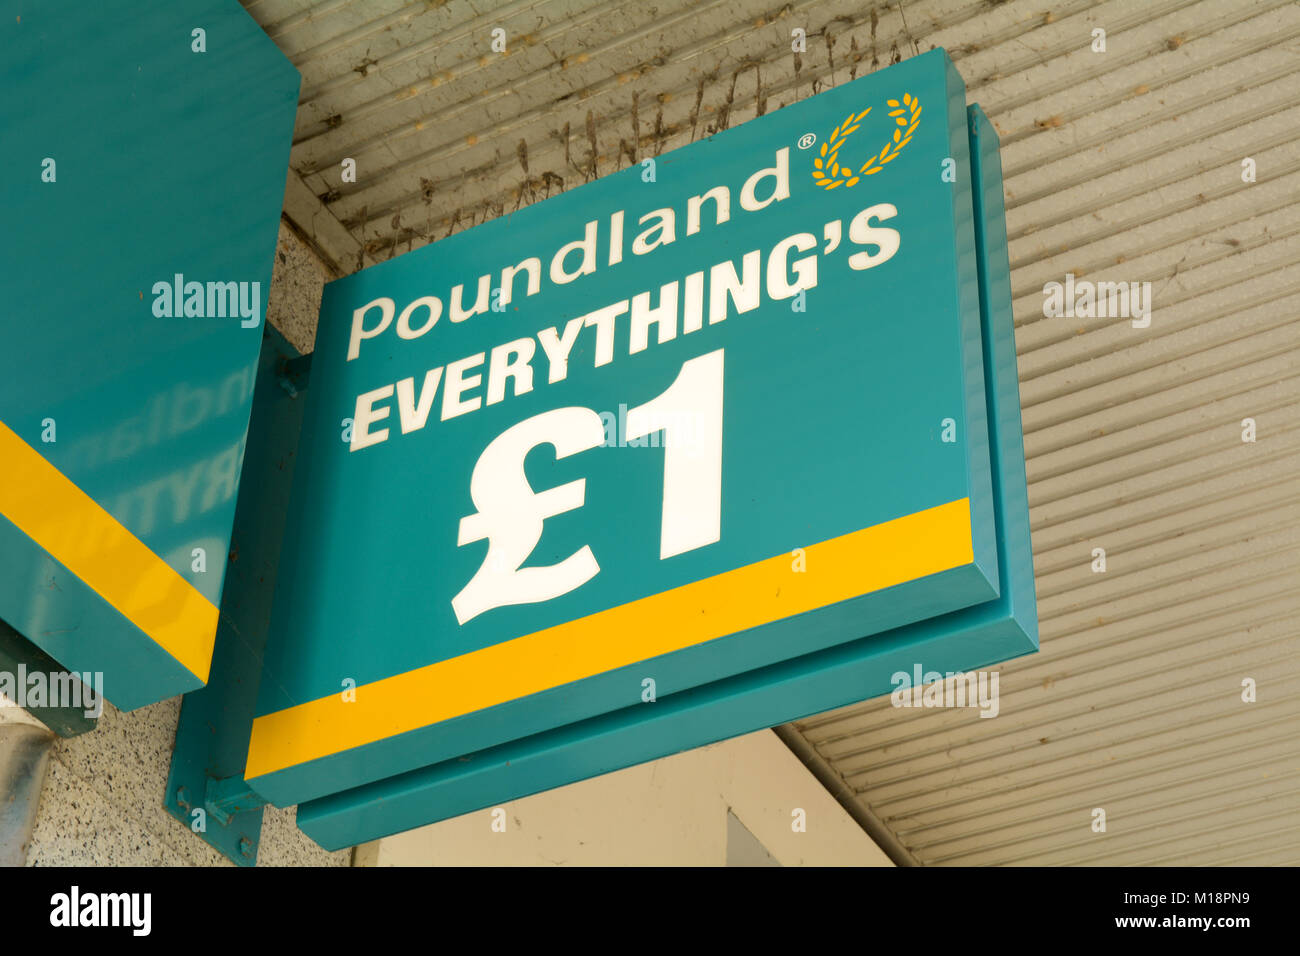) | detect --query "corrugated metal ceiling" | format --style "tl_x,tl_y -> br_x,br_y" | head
245,0 -> 1300,865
